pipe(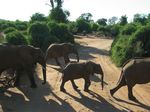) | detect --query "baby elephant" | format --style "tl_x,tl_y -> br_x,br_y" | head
60,61 -> 104,92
